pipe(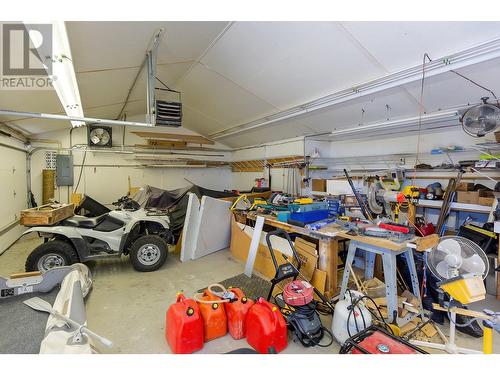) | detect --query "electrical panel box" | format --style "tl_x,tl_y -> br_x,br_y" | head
56,155 -> 74,186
